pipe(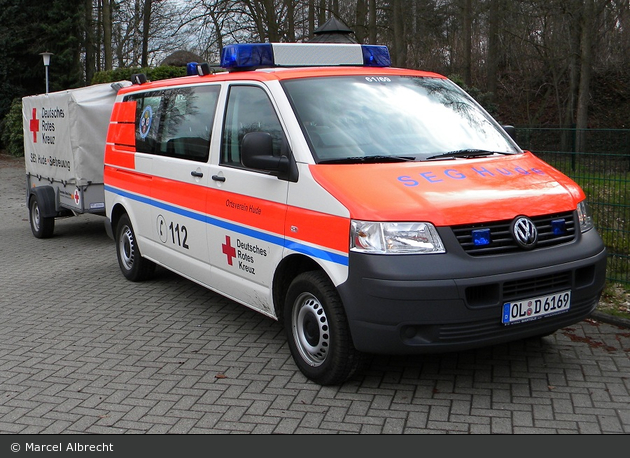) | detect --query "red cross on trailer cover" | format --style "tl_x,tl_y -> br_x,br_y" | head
22,81 -> 130,218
